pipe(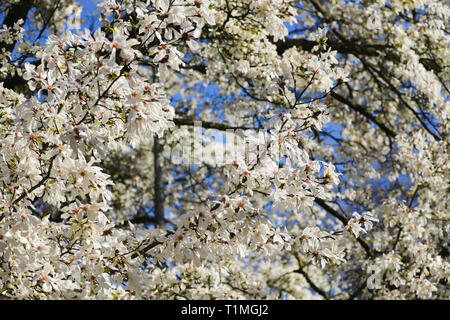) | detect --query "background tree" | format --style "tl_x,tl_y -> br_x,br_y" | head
0,0 -> 448,299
